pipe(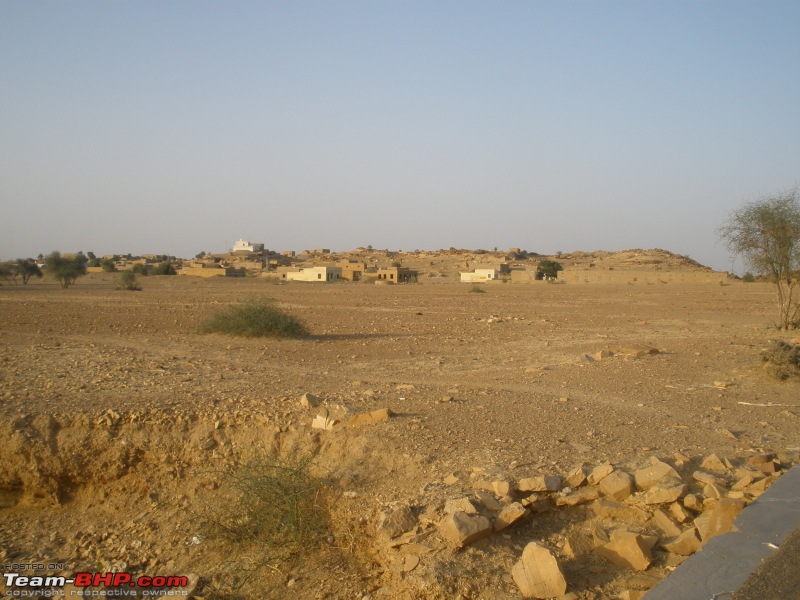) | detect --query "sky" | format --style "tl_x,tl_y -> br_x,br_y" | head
2,1 -> 799,272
